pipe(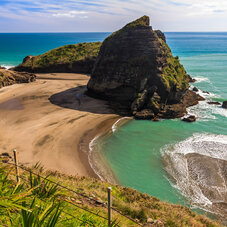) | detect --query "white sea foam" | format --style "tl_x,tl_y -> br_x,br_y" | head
89,117 -> 132,180
187,99 -> 227,120
194,76 -> 211,84
162,133 -> 227,210
1,65 -> 14,69
88,135 -> 105,181
186,85 -> 227,120
164,133 -> 227,161
112,117 -> 132,133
